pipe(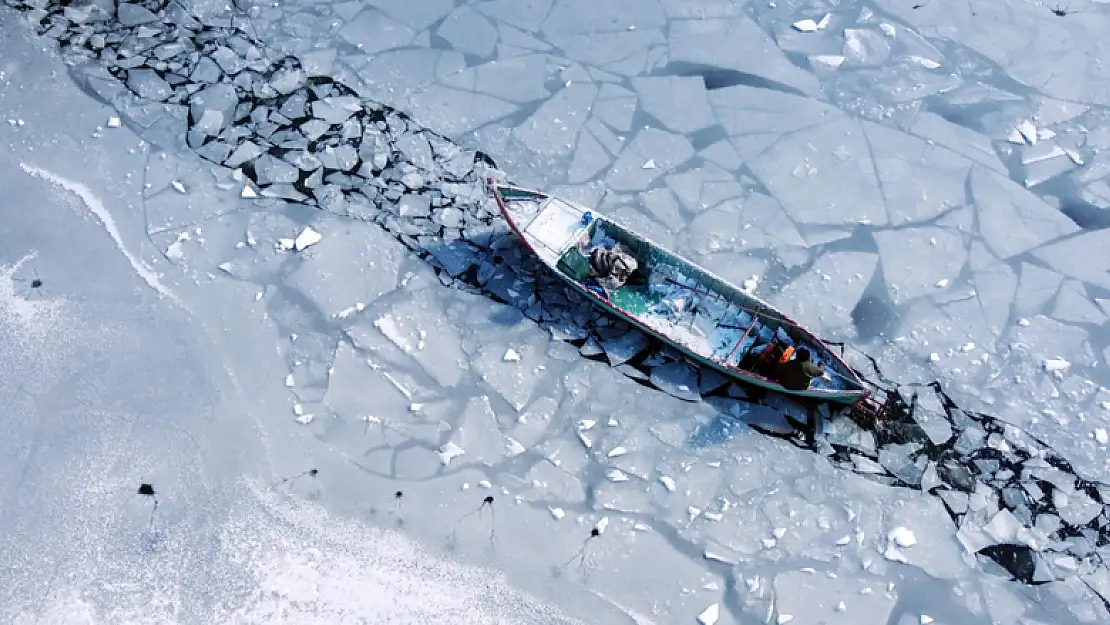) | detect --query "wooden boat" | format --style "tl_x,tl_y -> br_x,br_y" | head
489,180 -> 873,406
